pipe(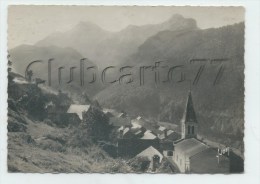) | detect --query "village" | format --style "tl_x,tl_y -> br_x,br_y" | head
44,88 -> 231,173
